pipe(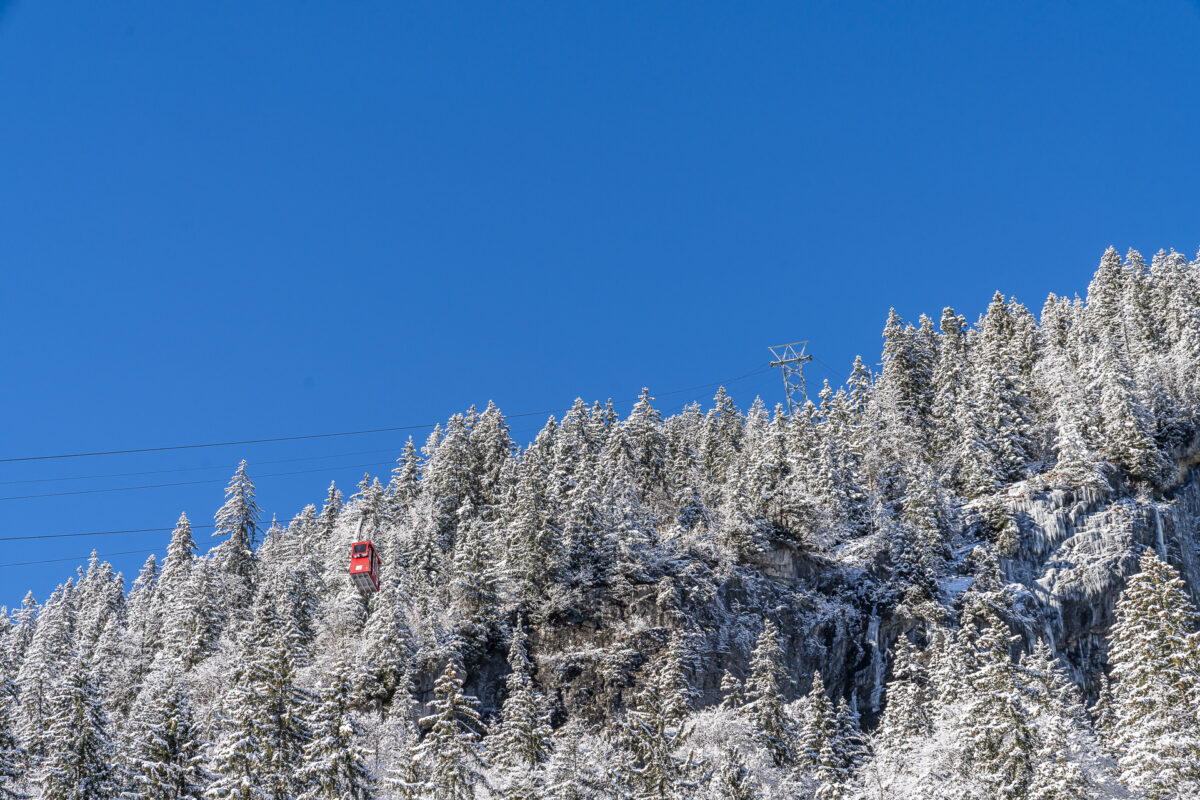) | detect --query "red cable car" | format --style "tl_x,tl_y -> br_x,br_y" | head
349,540 -> 381,594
